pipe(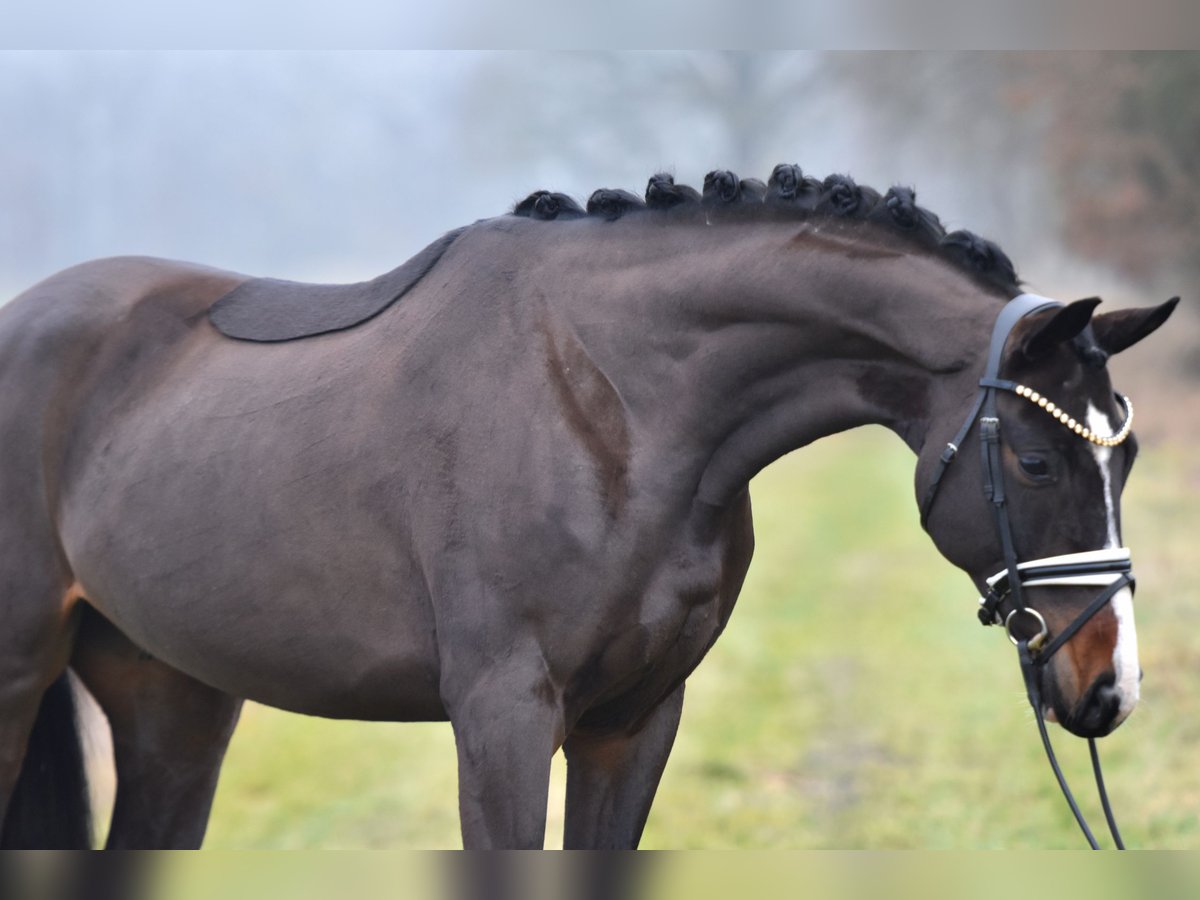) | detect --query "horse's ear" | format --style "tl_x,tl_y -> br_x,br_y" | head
1018,297 -> 1102,360
1090,297 -> 1180,355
